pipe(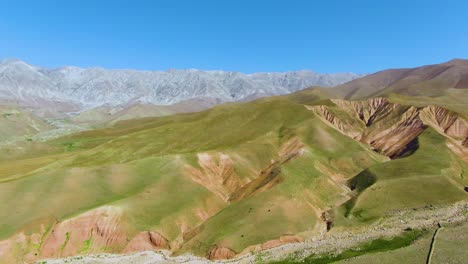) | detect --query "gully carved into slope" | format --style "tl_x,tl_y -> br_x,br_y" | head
186,138 -> 305,203
309,98 -> 427,159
